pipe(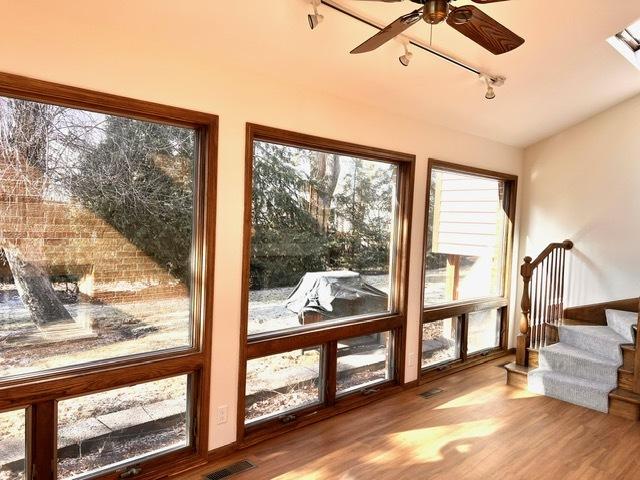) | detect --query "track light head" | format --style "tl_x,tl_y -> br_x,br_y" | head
308,12 -> 324,30
399,53 -> 412,67
308,2 -> 324,30
399,44 -> 413,67
479,74 -> 505,101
